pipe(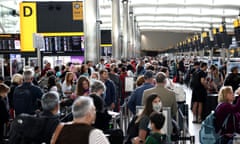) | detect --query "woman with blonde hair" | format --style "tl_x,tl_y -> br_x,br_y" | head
8,73 -> 23,118
61,72 -> 75,97
215,86 -> 240,142
135,75 -> 145,87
